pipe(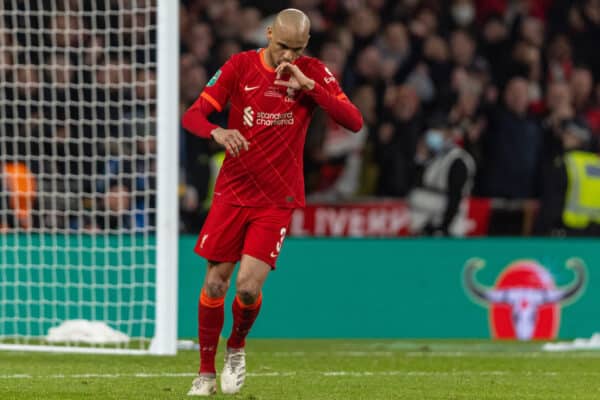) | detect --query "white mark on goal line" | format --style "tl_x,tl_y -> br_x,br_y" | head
2,370 -> 600,380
